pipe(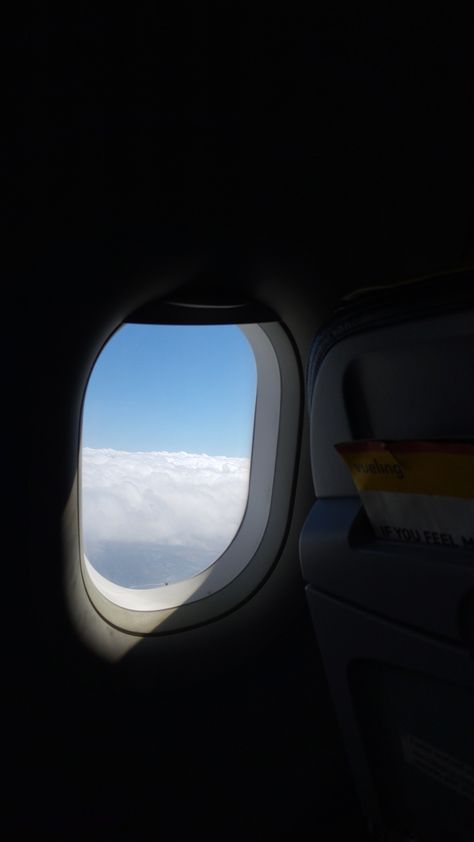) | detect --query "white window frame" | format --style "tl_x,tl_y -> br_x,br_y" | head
71,320 -> 300,638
